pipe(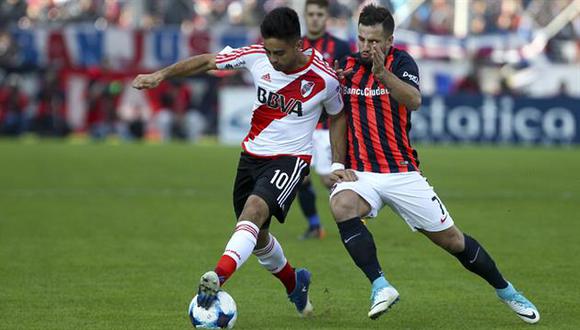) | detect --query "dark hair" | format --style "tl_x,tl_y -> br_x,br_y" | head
359,4 -> 395,36
305,0 -> 329,8
260,7 -> 301,42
